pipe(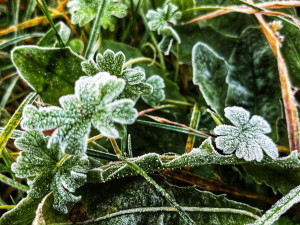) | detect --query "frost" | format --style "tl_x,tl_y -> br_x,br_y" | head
146,2 -> 181,55
142,75 -> 165,107
81,50 -> 153,101
67,0 -> 127,31
21,72 -> 138,155
214,106 -> 279,162
11,130 -> 89,214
